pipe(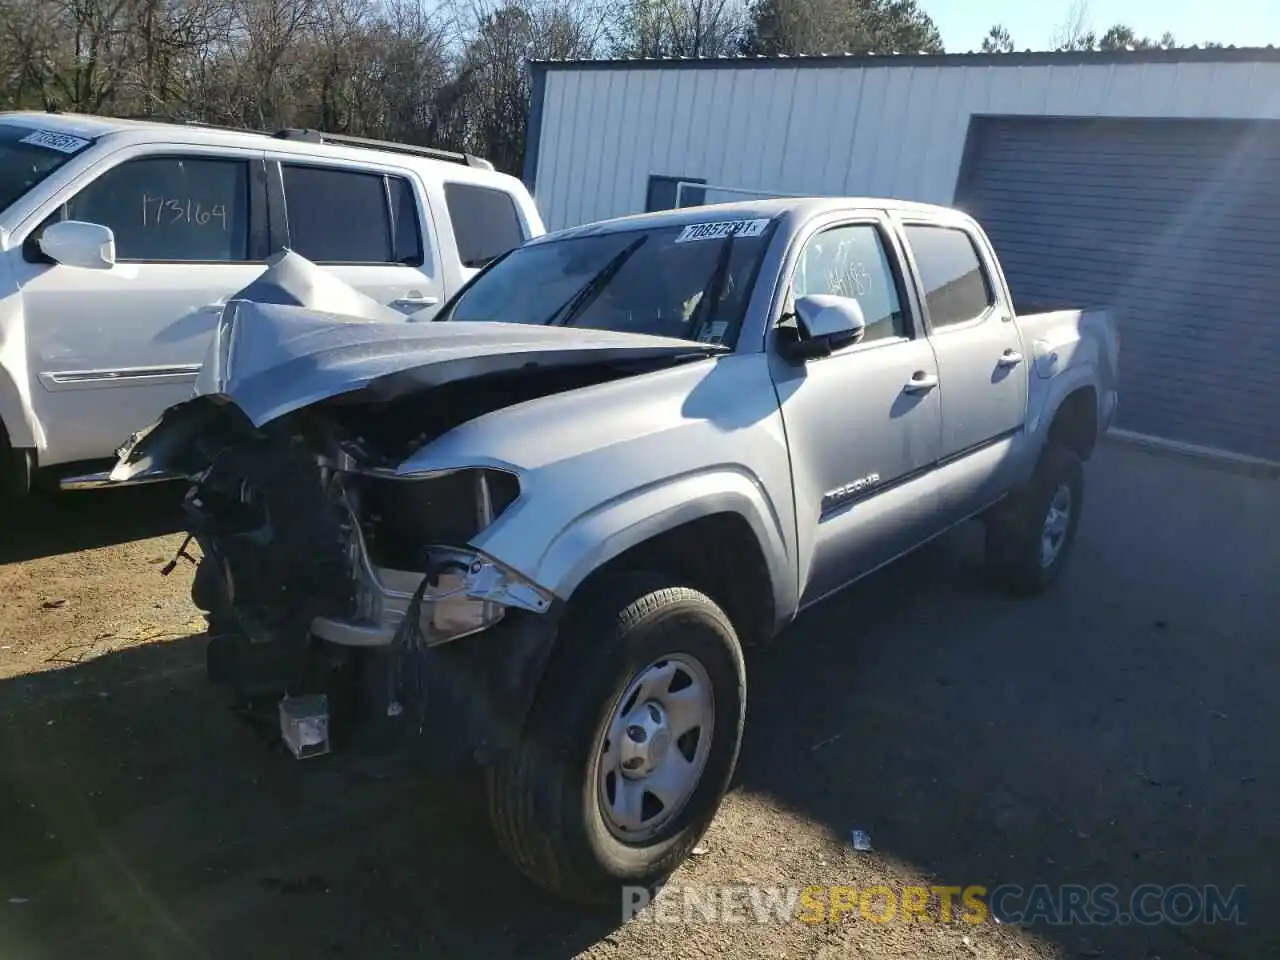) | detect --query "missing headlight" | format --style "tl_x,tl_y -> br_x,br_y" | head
357,468 -> 519,570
